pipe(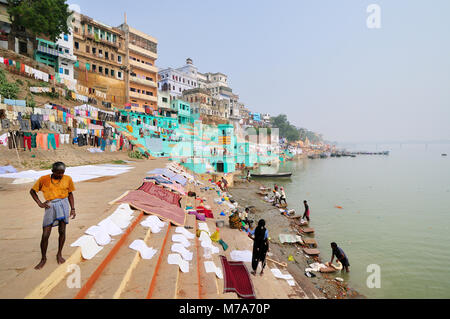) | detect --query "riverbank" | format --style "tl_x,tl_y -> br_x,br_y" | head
229,178 -> 365,299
